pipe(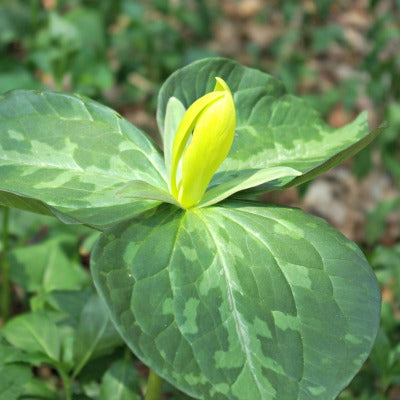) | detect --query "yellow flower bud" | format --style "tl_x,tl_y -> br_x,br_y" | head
170,77 -> 236,209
